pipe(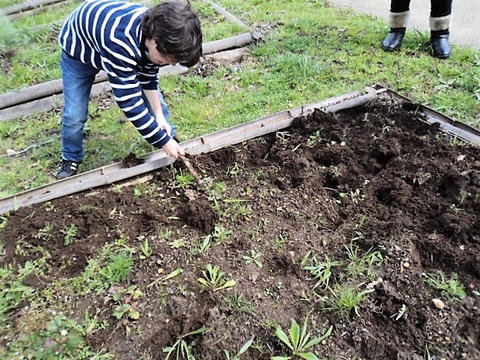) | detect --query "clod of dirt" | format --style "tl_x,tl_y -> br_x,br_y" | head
120,152 -> 145,168
178,196 -> 217,233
